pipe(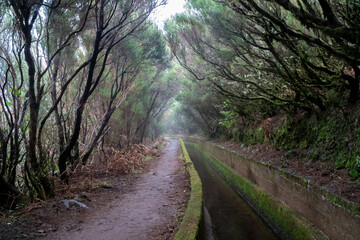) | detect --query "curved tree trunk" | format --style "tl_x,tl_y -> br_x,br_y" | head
9,0 -> 54,199
348,67 -> 359,104
0,176 -> 20,209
